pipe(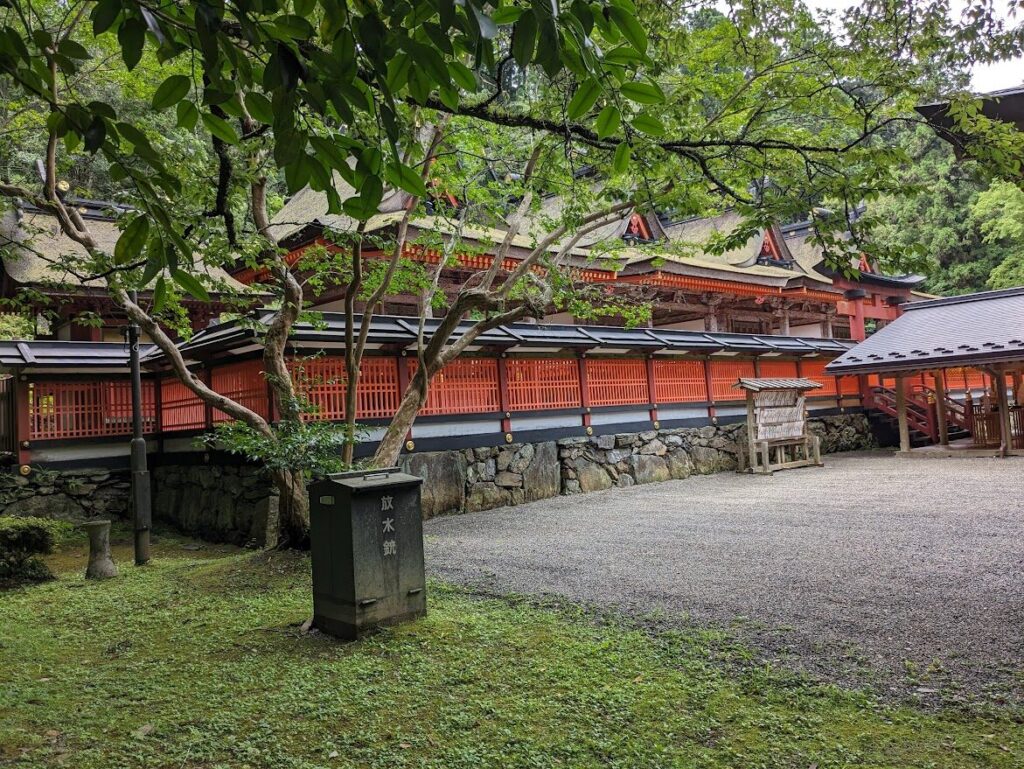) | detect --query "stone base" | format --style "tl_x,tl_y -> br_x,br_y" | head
151,464 -> 278,548
0,468 -> 130,521
1,414 -> 876,545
